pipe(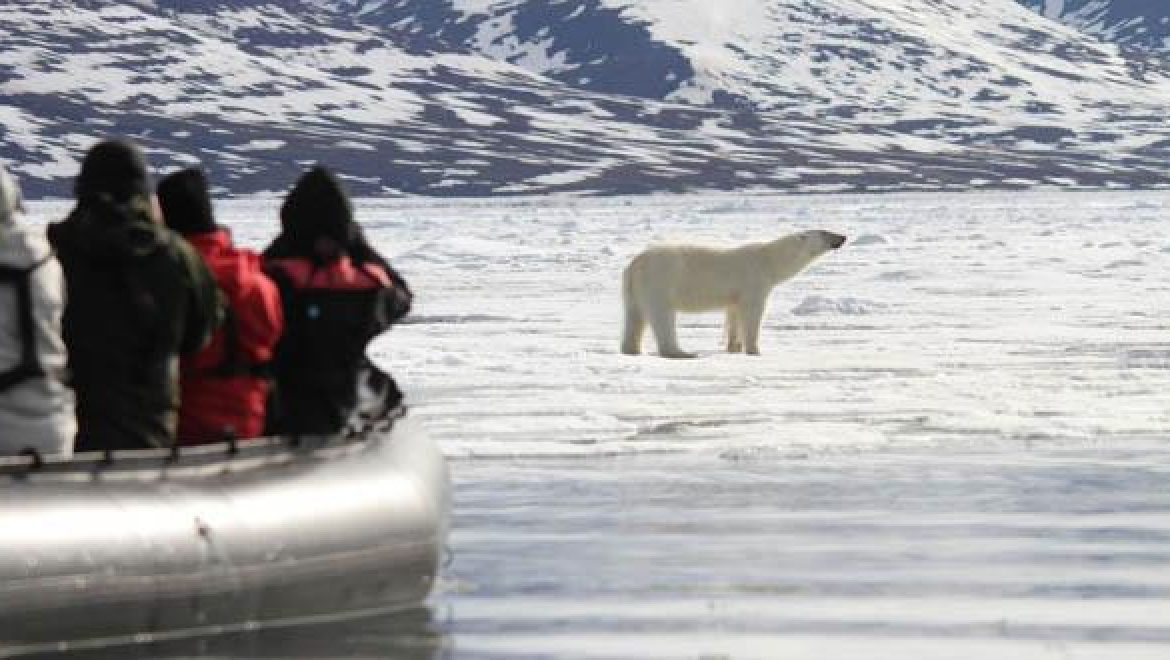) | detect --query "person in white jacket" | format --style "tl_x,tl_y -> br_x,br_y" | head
0,165 -> 75,457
